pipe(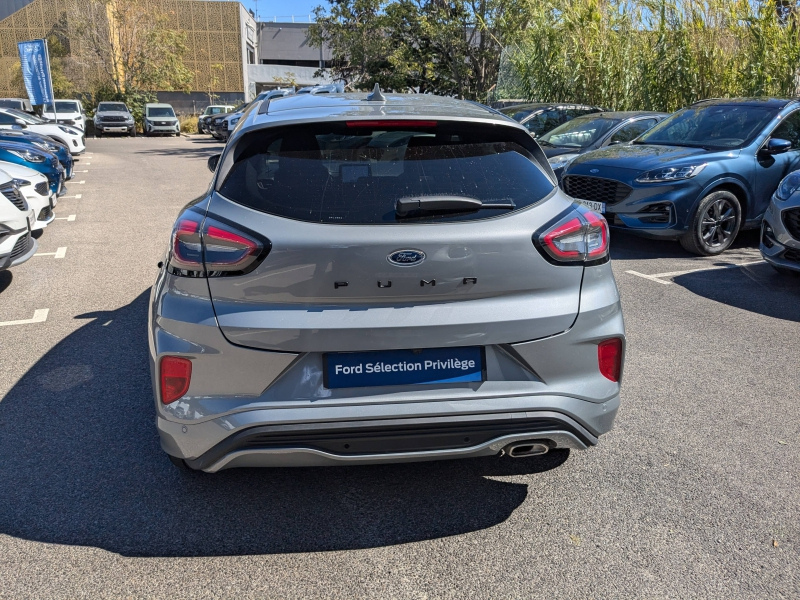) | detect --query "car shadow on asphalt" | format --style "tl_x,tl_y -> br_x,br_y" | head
672,261 -> 800,322
0,270 -> 11,294
610,228 -> 762,261
0,291 -> 567,557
